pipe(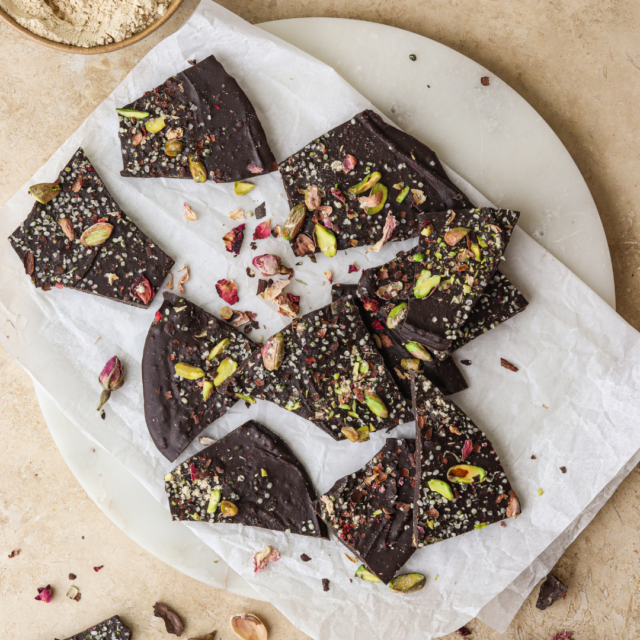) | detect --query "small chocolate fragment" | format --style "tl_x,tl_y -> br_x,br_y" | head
255,202 -> 267,219
560,466 -> 567,473
461,360 -> 472,366
322,578 -> 330,591
501,358 -> 518,372
481,76 -> 490,86
61,615 -> 131,640
300,554 -> 312,562
68,572 -> 76,580
117,56 -> 276,183
536,574 -> 568,610
153,602 -> 184,636
165,421 -> 325,538
8,549 -> 20,558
